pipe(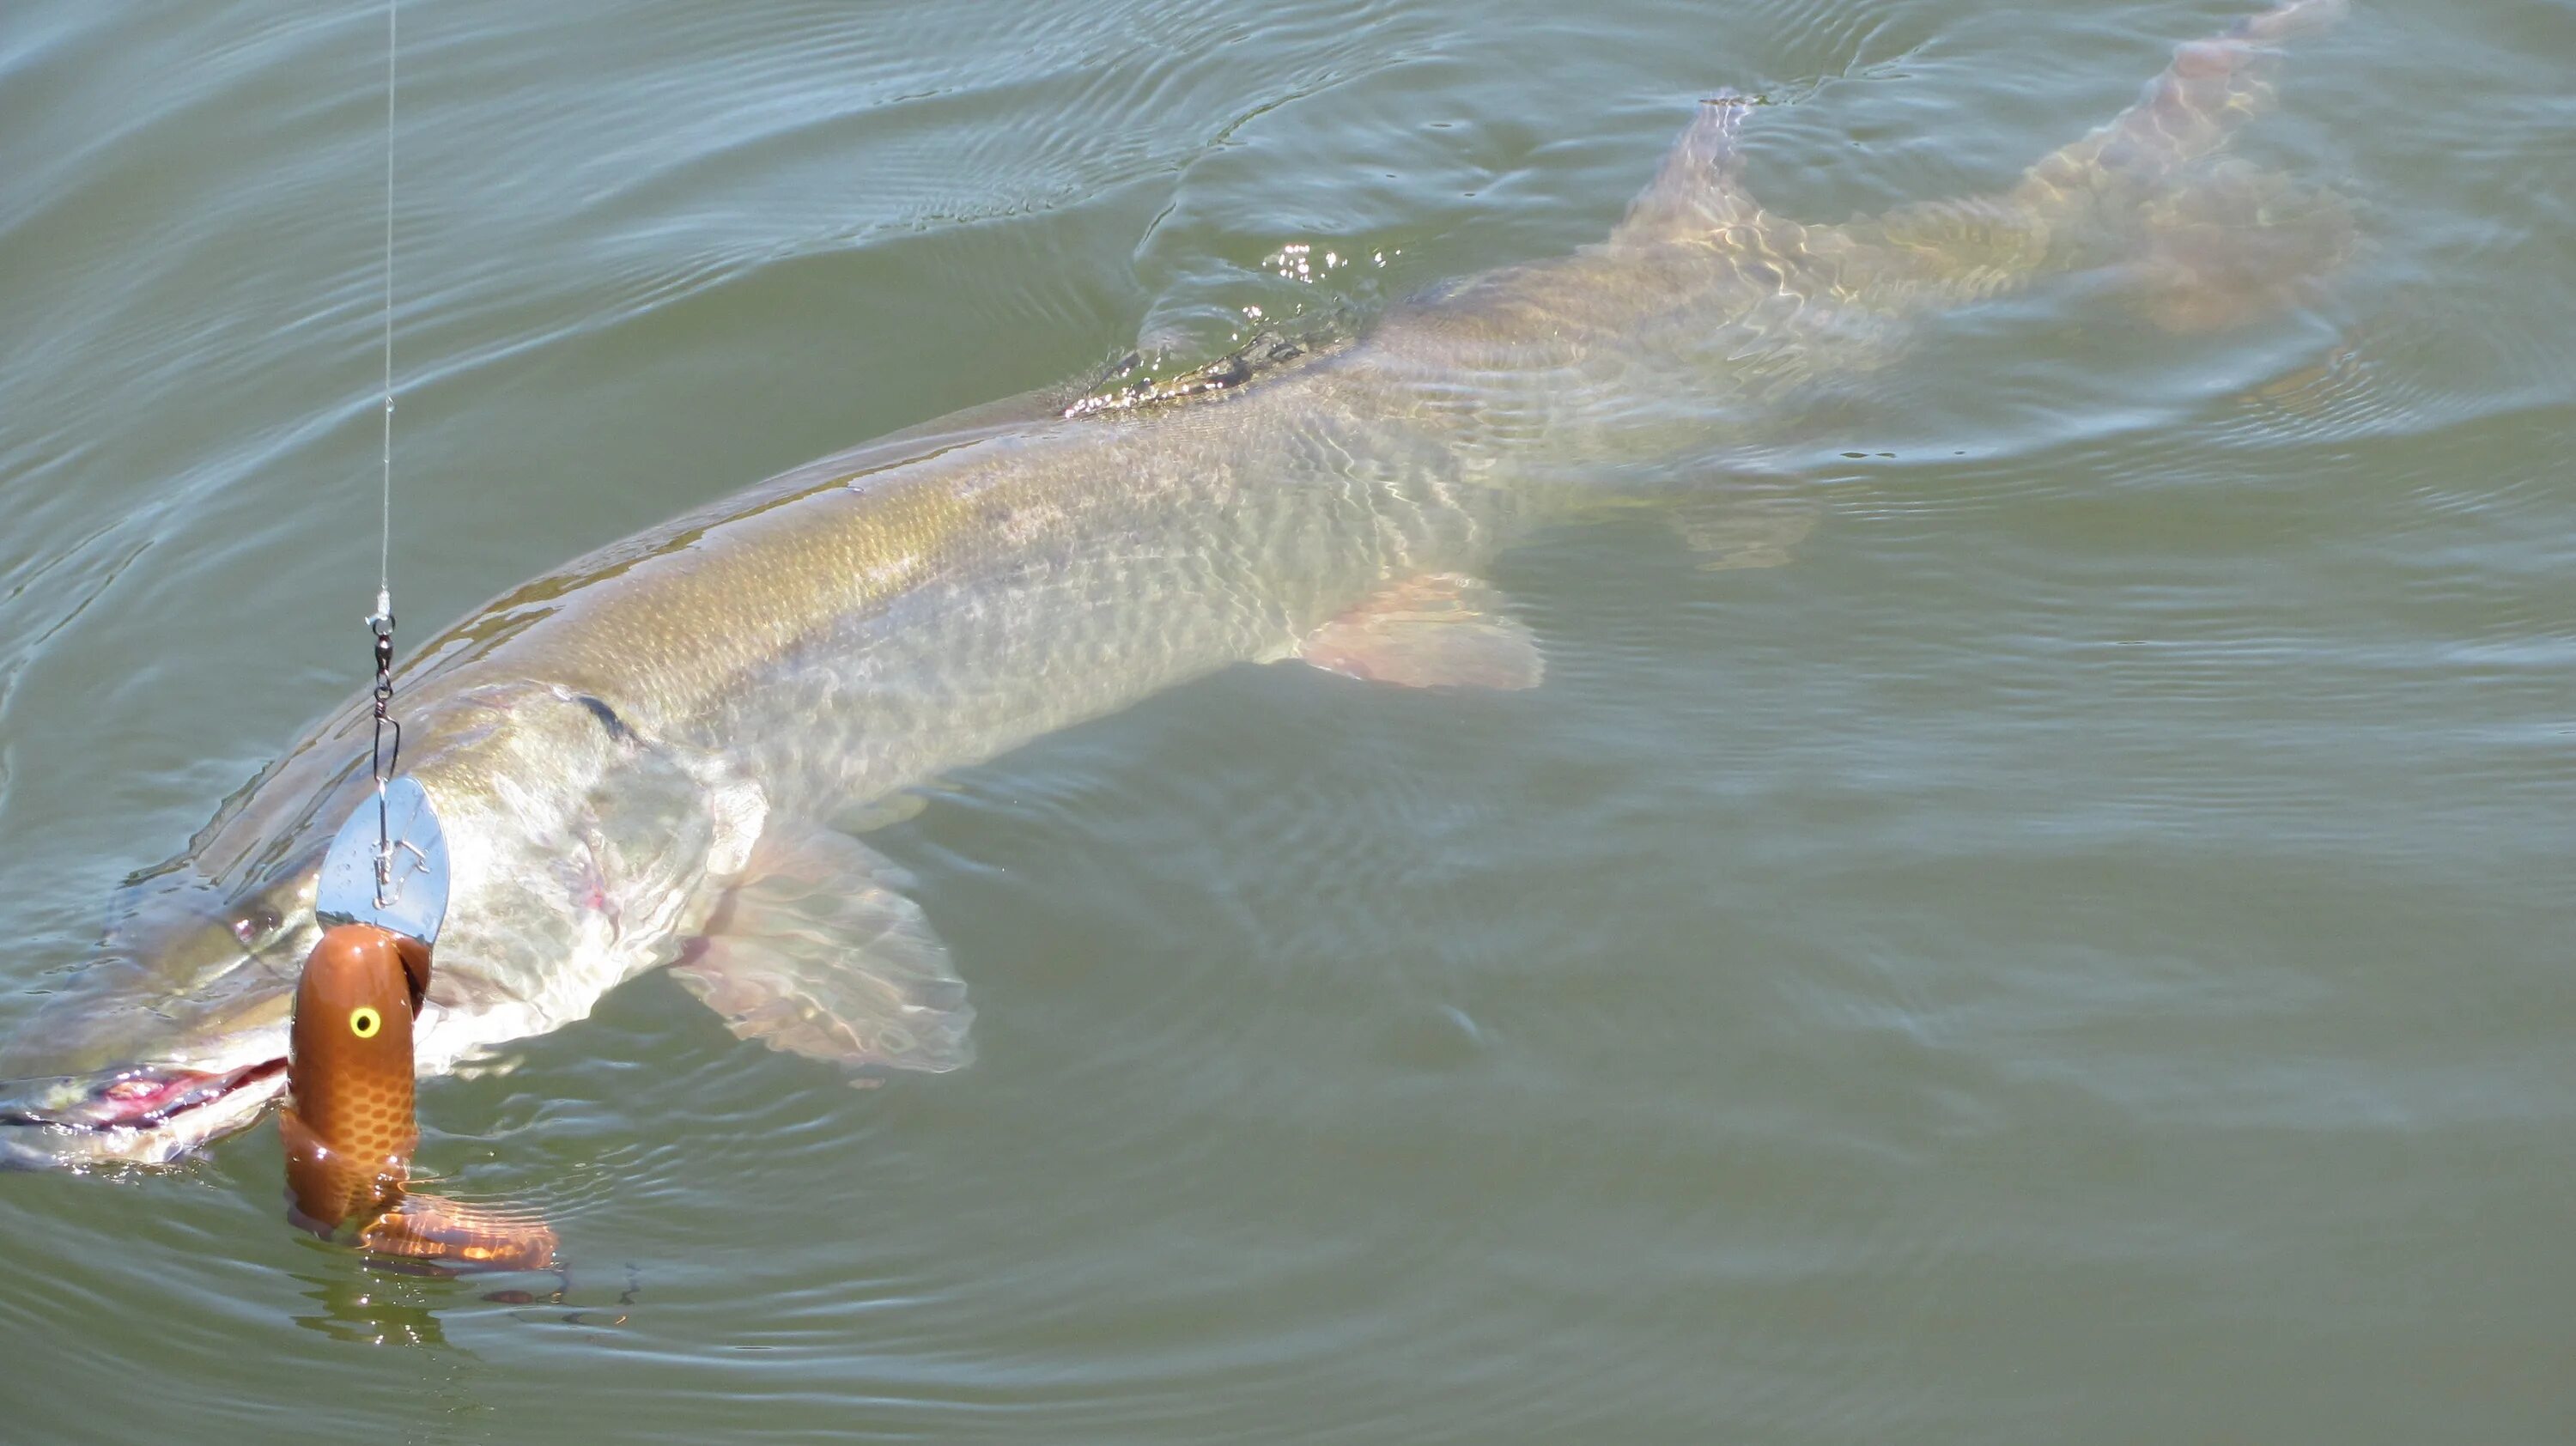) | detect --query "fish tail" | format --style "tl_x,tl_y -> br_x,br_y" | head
2005,0 -> 2344,237
1866,0 -> 2352,320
